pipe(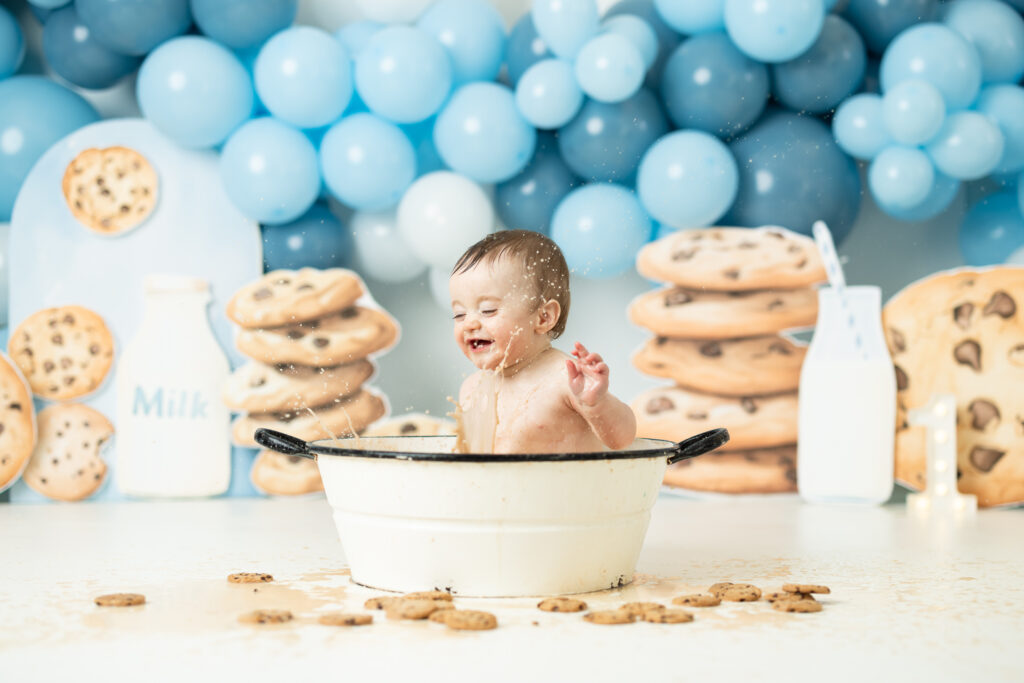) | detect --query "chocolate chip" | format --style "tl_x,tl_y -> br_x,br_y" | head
785,468 -> 797,483
767,299 -> 784,310
766,231 -> 785,239
89,344 -> 100,355
62,314 -> 75,325
968,400 -> 1000,431
313,338 -> 329,348
795,258 -> 808,269
889,328 -> 906,353
286,329 -> 306,340
699,342 -> 722,358
957,468 -> 963,480
296,283 -> 314,291
982,291 -> 1016,319
953,340 -> 982,372
340,307 -> 358,319
51,458 -> 58,466
250,377 -> 267,387
51,334 -> 64,345
969,446 -> 1005,473
63,377 -> 75,386
400,422 -> 417,434
252,287 -> 273,301
740,398 -> 757,413
894,366 -> 908,391
953,302 -> 974,330
685,411 -> 708,420
671,248 -> 697,261
722,268 -> 740,280
664,290 -> 693,307
43,360 -> 55,373
738,241 -> 757,249
646,397 -> 674,414
787,244 -> 801,253
768,341 -> 791,355
10,403 -> 21,411
60,358 -> 72,369
1009,344 -> 1024,368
